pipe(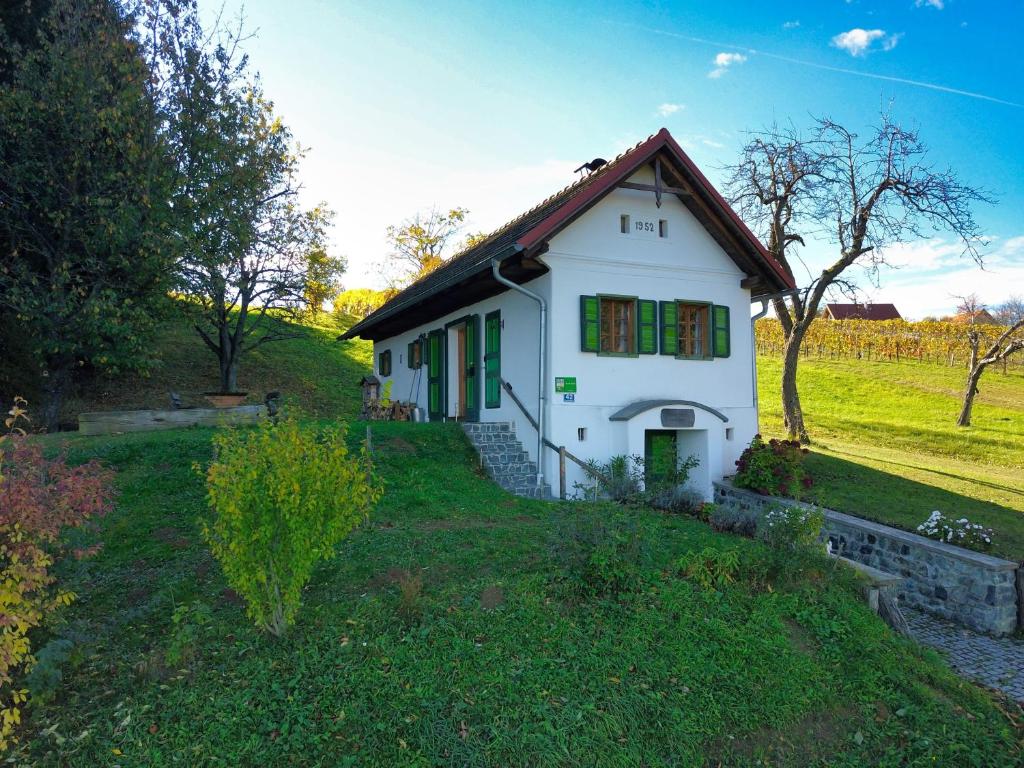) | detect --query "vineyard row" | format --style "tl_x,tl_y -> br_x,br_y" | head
754,319 -> 1024,370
